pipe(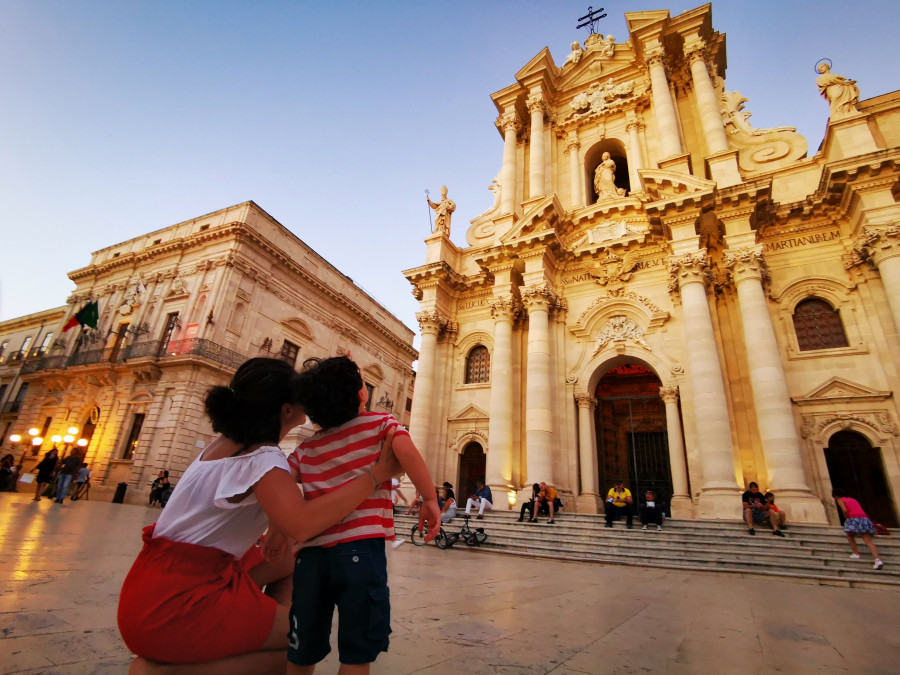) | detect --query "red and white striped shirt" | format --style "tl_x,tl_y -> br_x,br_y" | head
288,412 -> 406,548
